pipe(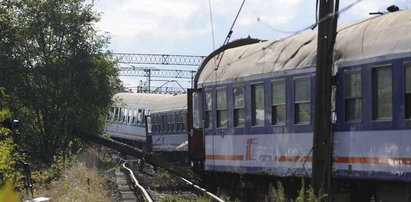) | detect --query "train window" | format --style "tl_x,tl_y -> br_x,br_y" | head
205,90 -> 212,128
271,80 -> 286,125
134,110 -> 138,125
372,66 -> 392,120
114,107 -> 119,121
156,115 -> 160,132
130,109 -> 134,124
405,63 -> 411,119
166,114 -> 170,132
345,71 -> 362,122
162,114 -> 166,132
233,86 -> 245,127
157,115 -> 160,132
151,115 -> 156,132
129,109 -> 133,124
155,115 -> 159,132
294,77 -> 311,124
170,113 -> 175,132
120,108 -> 123,122
128,109 -> 131,124
181,113 -> 186,131
123,109 -> 126,123
217,88 -> 227,128
137,109 -> 142,124
252,83 -> 265,126
122,108 -> 126,123
174,113 -> 178,131
142,109 -> 146,124
151,115 -> 155,132
168,114 -> 171,132
175,113 -> 179,131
